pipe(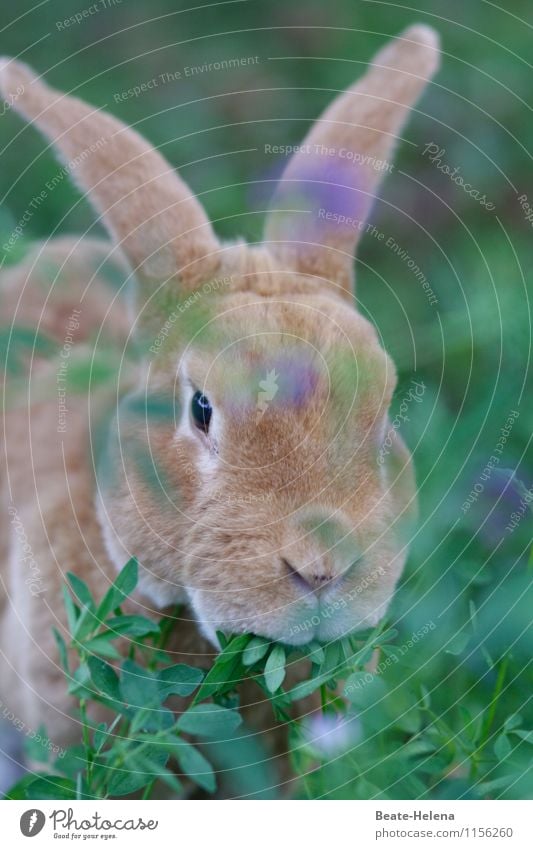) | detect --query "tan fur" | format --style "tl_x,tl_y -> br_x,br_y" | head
0,26 -> 439,771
